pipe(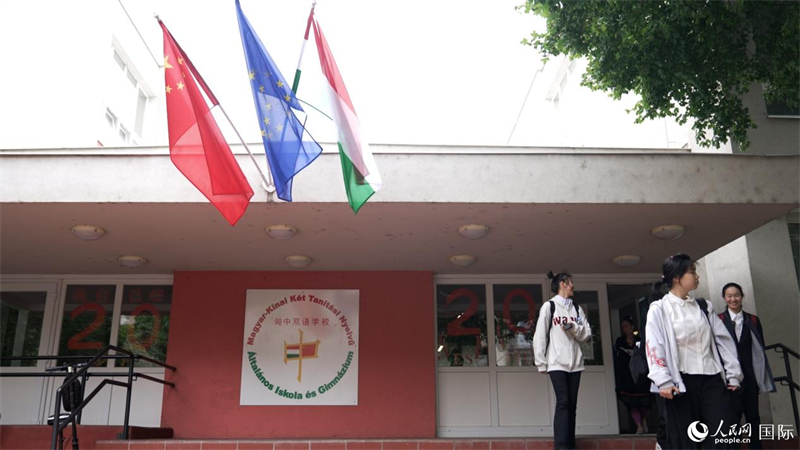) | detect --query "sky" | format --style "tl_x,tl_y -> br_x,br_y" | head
122,0 -> 548,146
